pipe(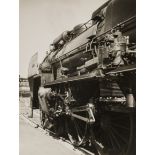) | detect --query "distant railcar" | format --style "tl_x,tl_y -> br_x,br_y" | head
19,78 -> 30,97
